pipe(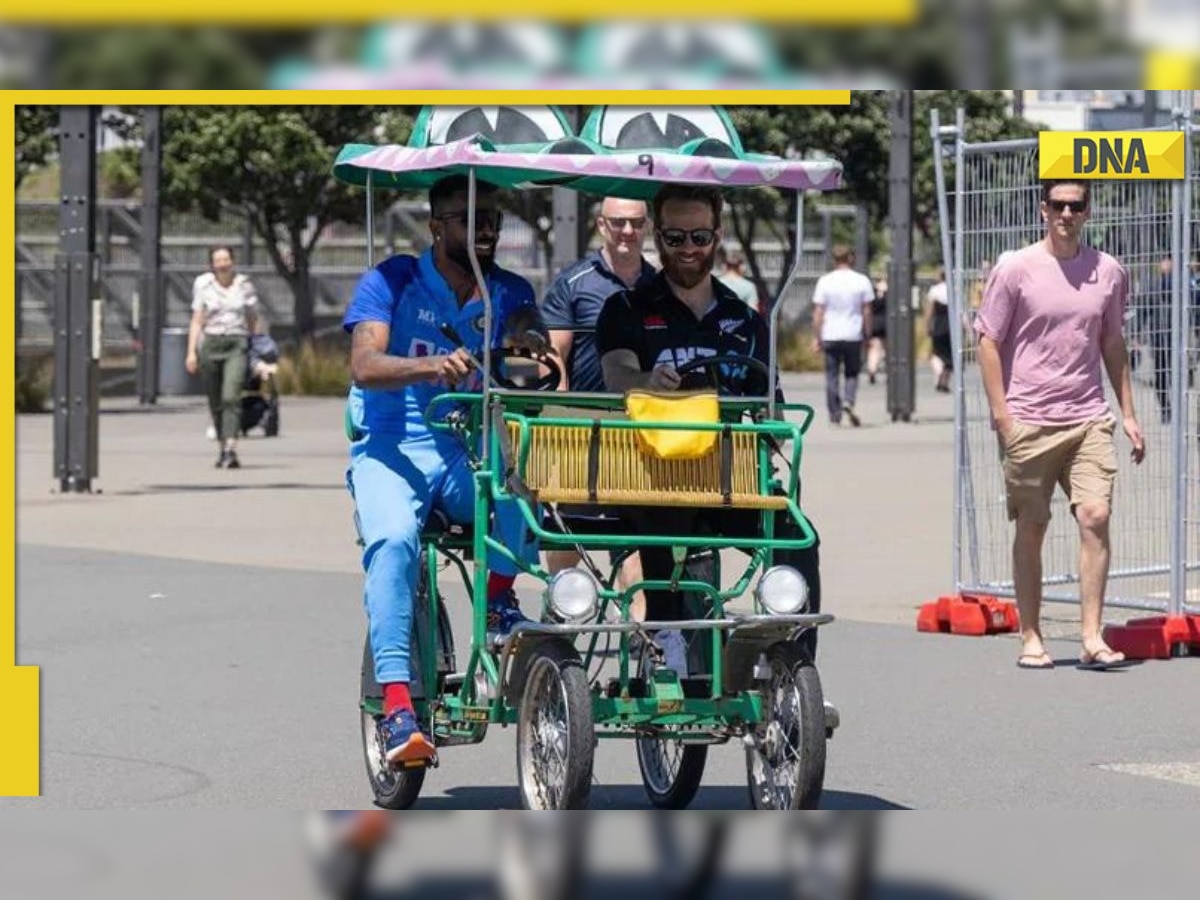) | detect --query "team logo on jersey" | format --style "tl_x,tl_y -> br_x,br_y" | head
644,314 -> 667,330
717,318 -> 743,334
470,313 -> 486,333
417,308 -> 437,326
